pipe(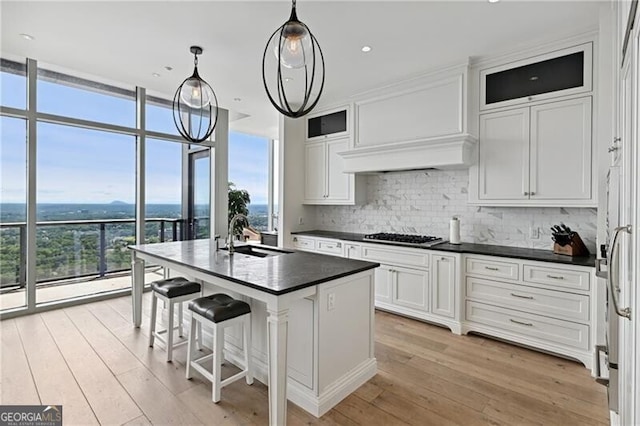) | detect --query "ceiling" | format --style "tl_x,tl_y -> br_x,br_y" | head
0,1 -> 603,140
